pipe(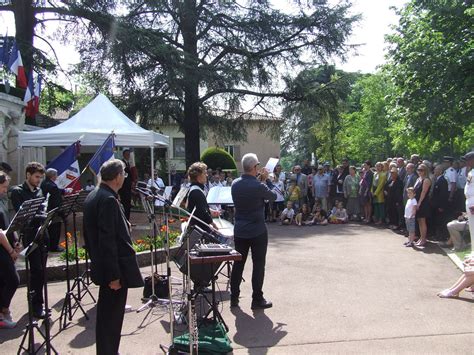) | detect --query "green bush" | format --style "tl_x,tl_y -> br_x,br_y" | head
200,147 -> 237,170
